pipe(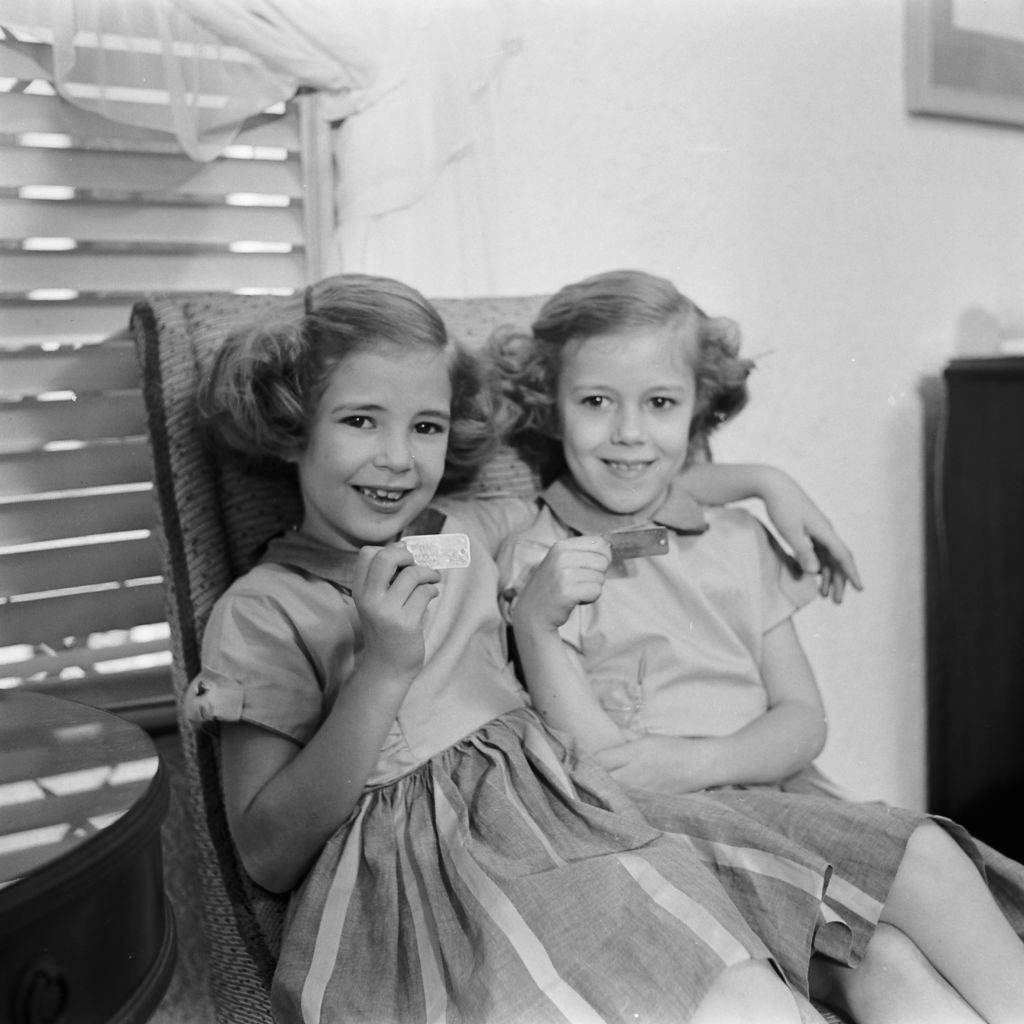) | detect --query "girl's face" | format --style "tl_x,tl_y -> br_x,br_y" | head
294,345 -> 452,548
556,324 -> 696,516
